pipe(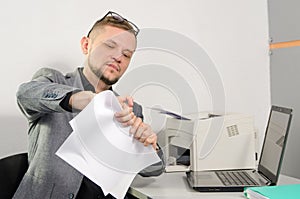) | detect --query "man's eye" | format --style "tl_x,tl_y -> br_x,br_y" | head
105,43 -> 115,48
123,53 -> 132,58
